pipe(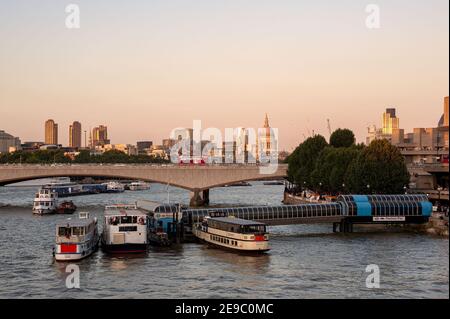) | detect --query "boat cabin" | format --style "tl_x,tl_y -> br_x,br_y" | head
203,217 -> 267,235
56,212 -> 97,244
